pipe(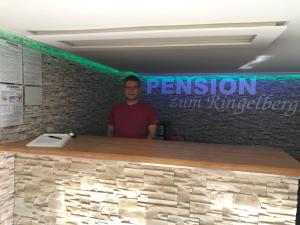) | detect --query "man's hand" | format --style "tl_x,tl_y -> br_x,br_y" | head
147,124 -> 157,140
